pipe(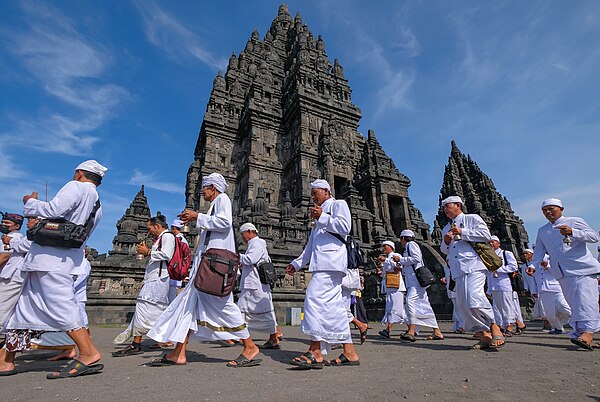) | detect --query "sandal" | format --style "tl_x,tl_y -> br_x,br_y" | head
260,341 -> 280,350
149,342 -> 173,350
425,335 -> 444,341
360,328 -> 368,344
490,335 -> 505,348
147,353 -> 186,367
400,332 -> 416,342
289,352 -> 323,370
46,359 -> 104,380
0,368 -> 18,377
227,353 -> 262,368
570,337 -> 593,351
378,329 -> 390,339
111,343 -> 143,357
326,353 -> 360,367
